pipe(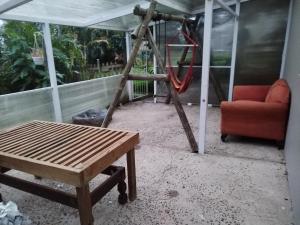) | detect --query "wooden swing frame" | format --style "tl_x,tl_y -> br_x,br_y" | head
101,1 -> 198,152
101,0 -> 225,153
